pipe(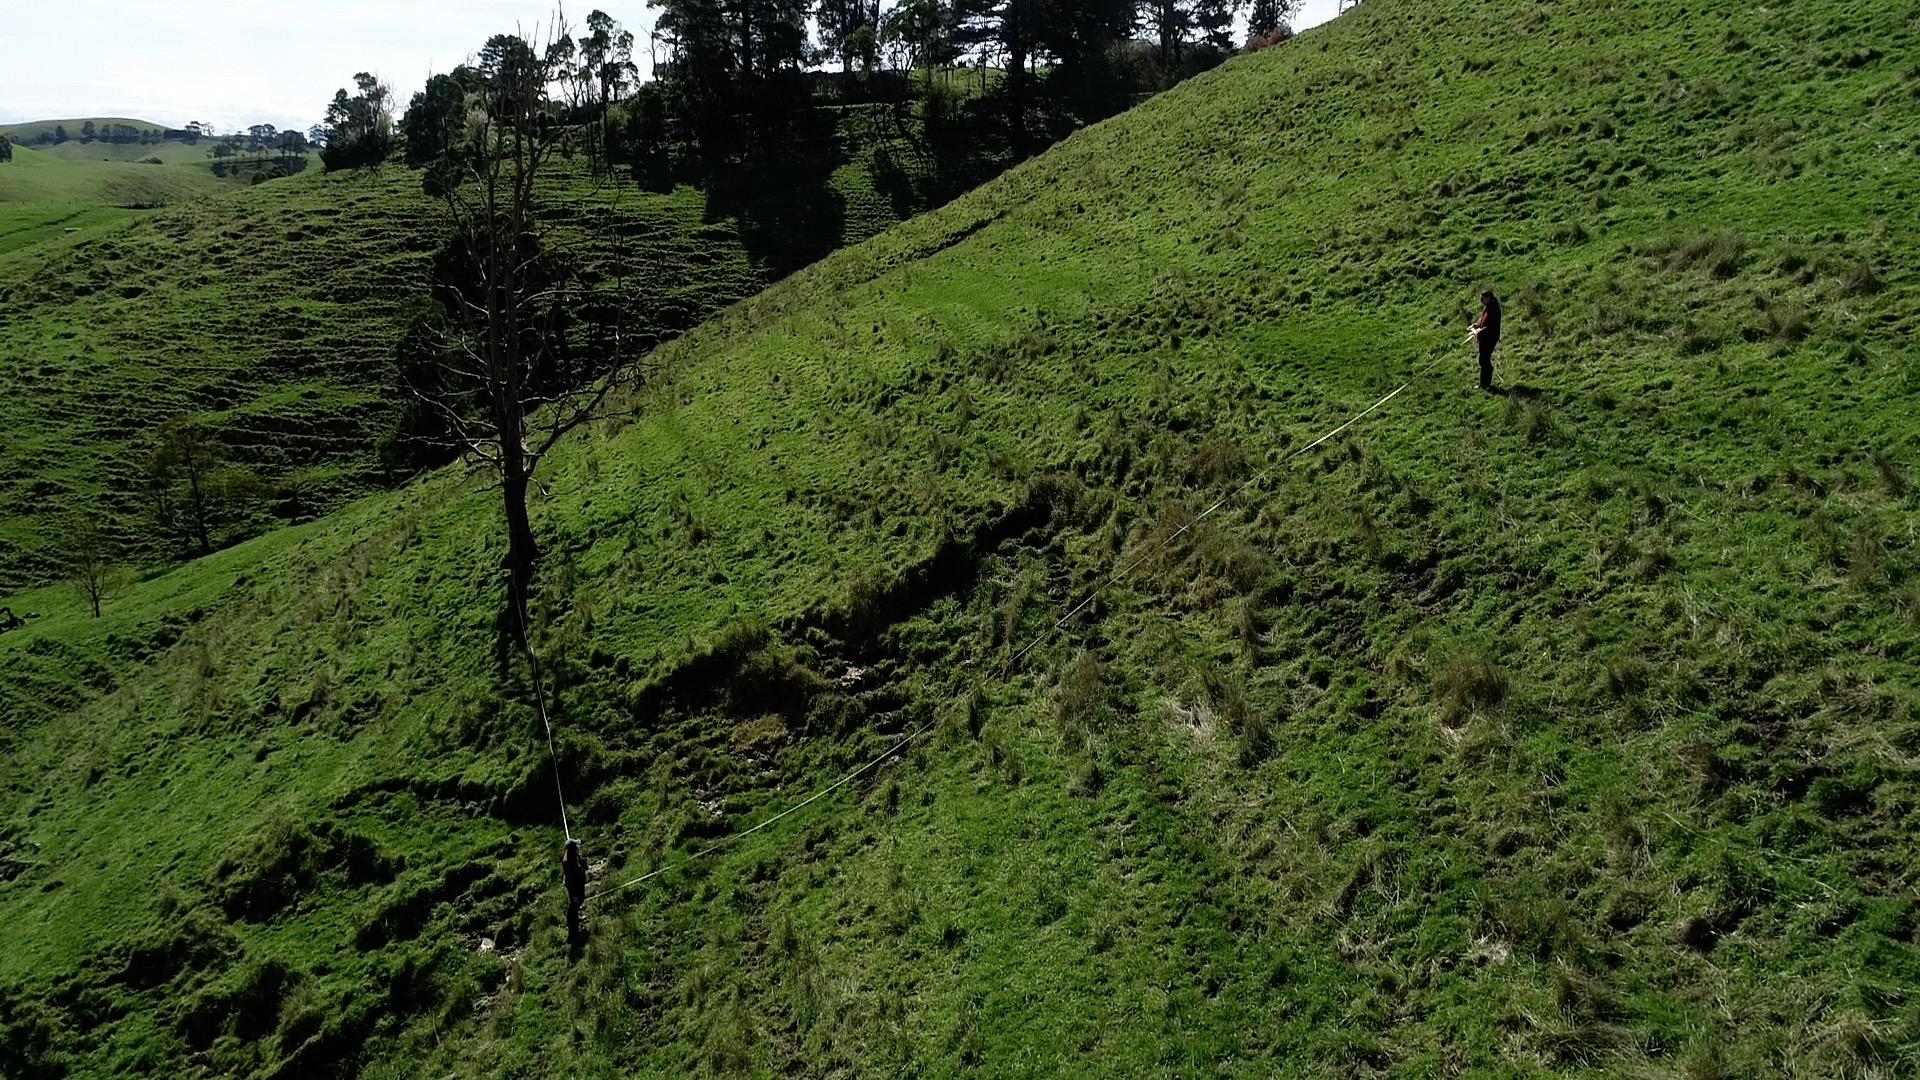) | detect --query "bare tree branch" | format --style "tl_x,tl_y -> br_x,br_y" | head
401,8 -> 647,638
